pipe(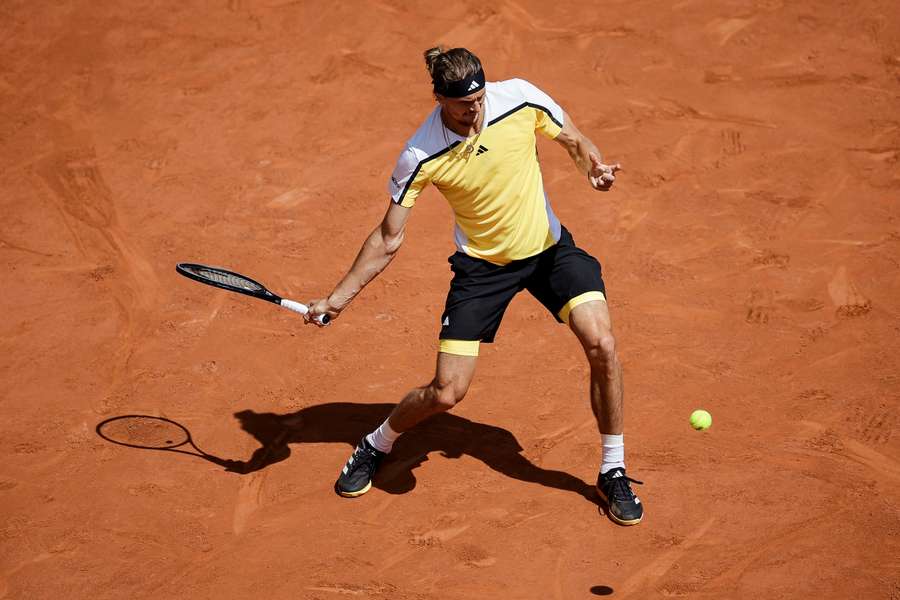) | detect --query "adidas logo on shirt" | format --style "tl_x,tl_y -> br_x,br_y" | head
468,80 -> 480,92
476,145 -> 489,155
